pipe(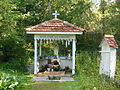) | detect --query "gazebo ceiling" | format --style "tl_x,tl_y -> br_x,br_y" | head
26,18 -> 85,33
